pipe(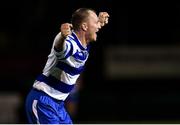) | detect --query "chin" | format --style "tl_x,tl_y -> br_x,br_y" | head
89,37 -> 97,42
92,37 -> 97,42
89,34 -> 97,42
93,35 -> 97,41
